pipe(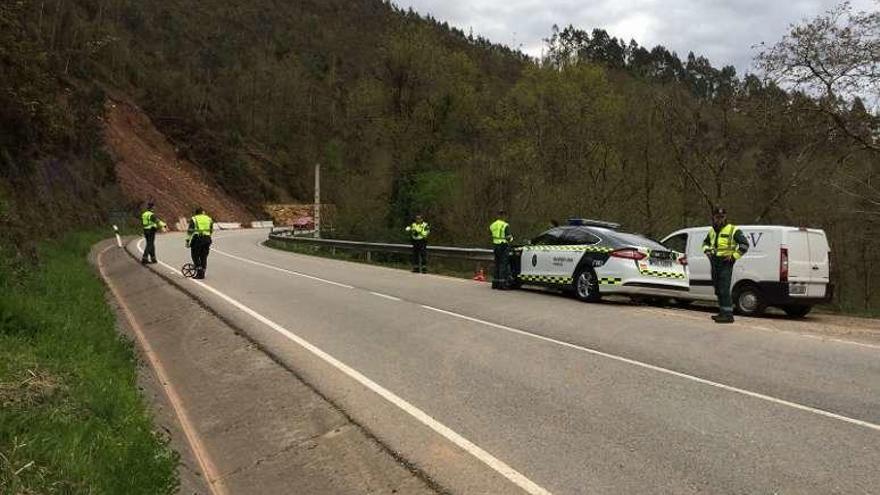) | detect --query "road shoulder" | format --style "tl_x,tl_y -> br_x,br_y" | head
92,239 -> 436,495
